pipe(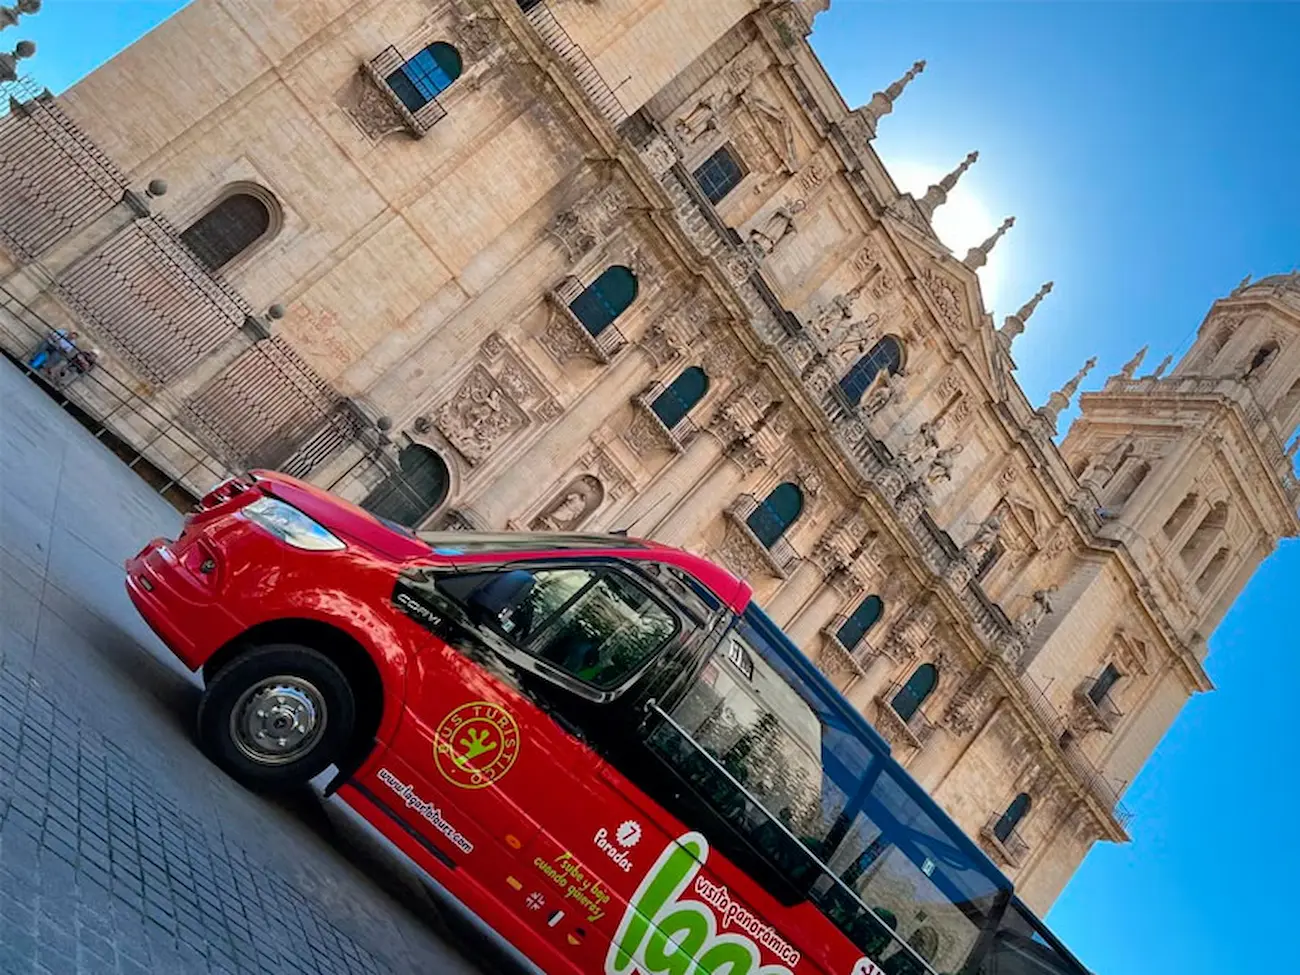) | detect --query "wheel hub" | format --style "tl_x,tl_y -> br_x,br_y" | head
230,676 -> 327,766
